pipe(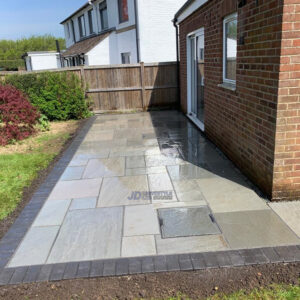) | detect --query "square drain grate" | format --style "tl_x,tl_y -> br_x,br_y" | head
158,206 -> 221,239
